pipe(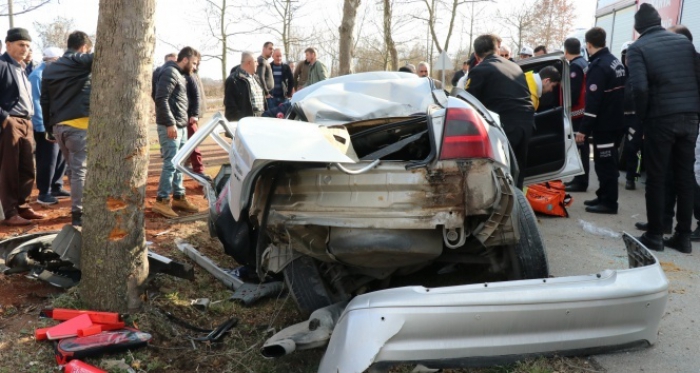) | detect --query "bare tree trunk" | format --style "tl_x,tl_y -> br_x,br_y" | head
468,1 -> 475,56
7,0 -> 13,28
383,0 -> 398,71
338,0 -> 361,75
80,0 -> 155,312
220,0 -> 227,82
283,0 -> 291,60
